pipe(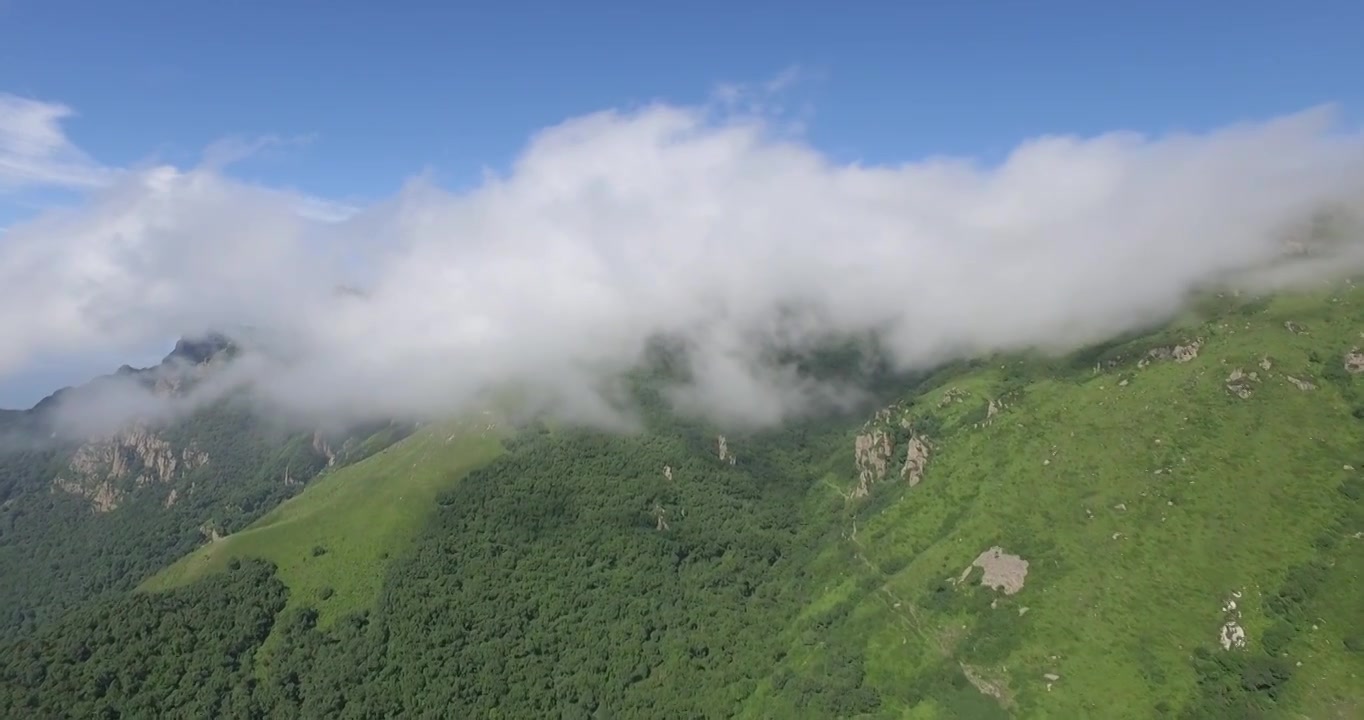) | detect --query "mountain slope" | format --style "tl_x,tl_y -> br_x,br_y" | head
258,412 -> 855,717
0,560 -> 287,718
1,283 -> 1362,718
0,335 -> 408,641
143,421 -> 504,633
745,282 -> 1364,718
